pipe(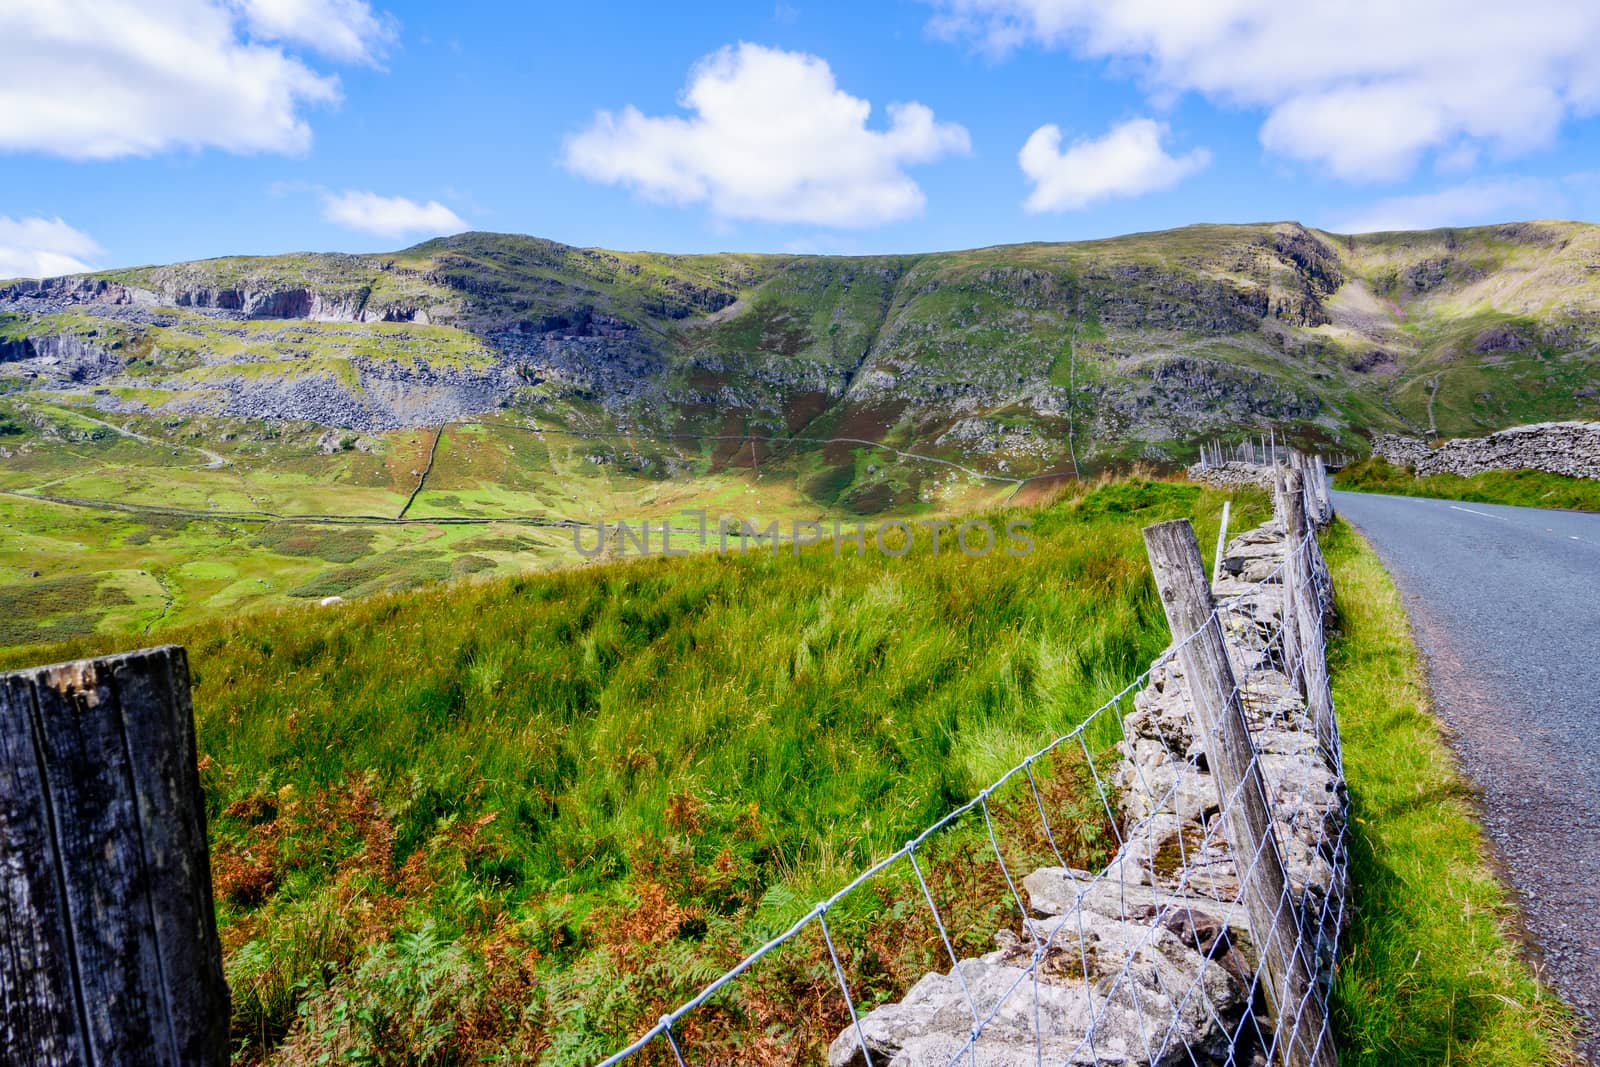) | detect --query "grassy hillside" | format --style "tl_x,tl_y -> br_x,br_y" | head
10,219 -> 1600,647
1334,458 -> 1600,511
5,479 -> 1251,1064
10,221 -> 1600,465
